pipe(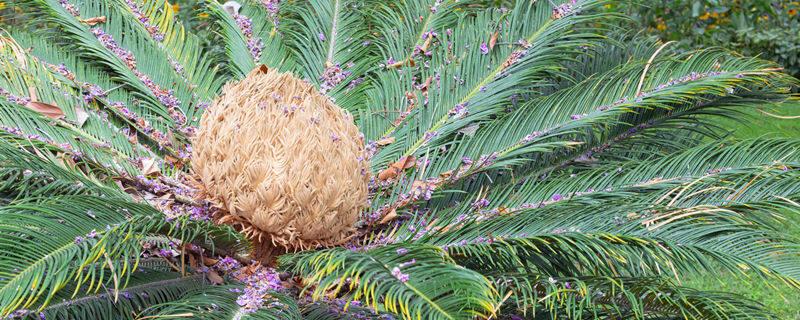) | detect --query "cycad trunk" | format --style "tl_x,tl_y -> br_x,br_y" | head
192,66 -> 369,258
